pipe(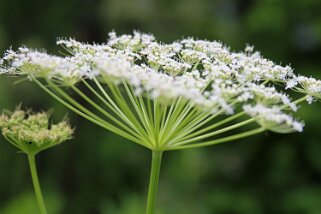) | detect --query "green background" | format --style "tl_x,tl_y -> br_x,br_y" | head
1,0 -> 321,213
